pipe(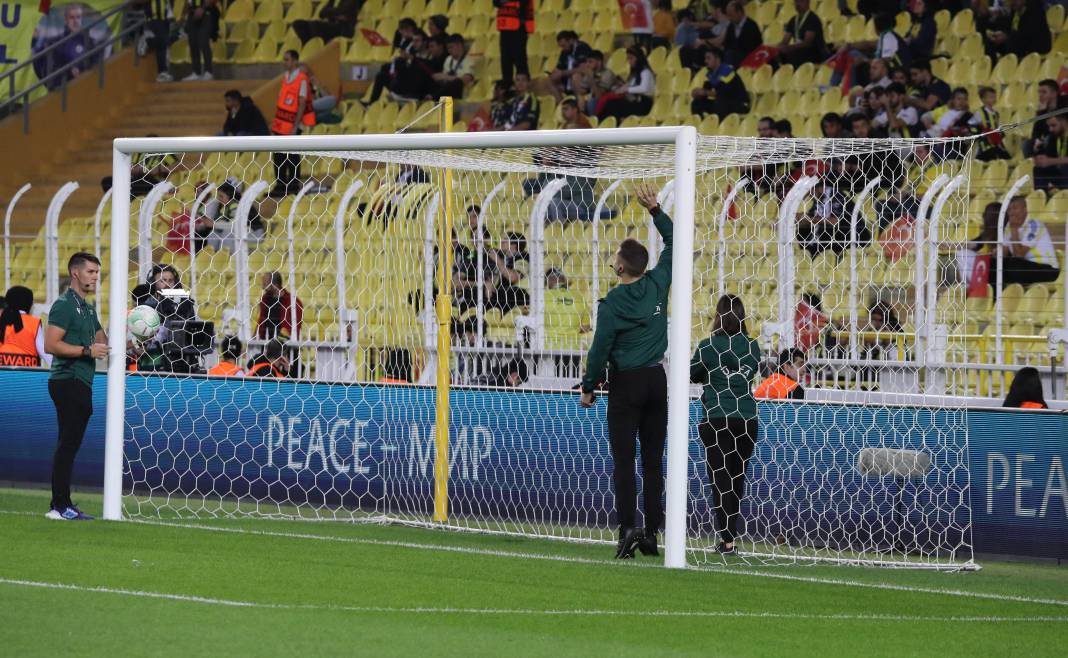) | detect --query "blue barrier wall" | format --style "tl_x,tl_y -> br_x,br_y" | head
0,369 -> 1064,559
